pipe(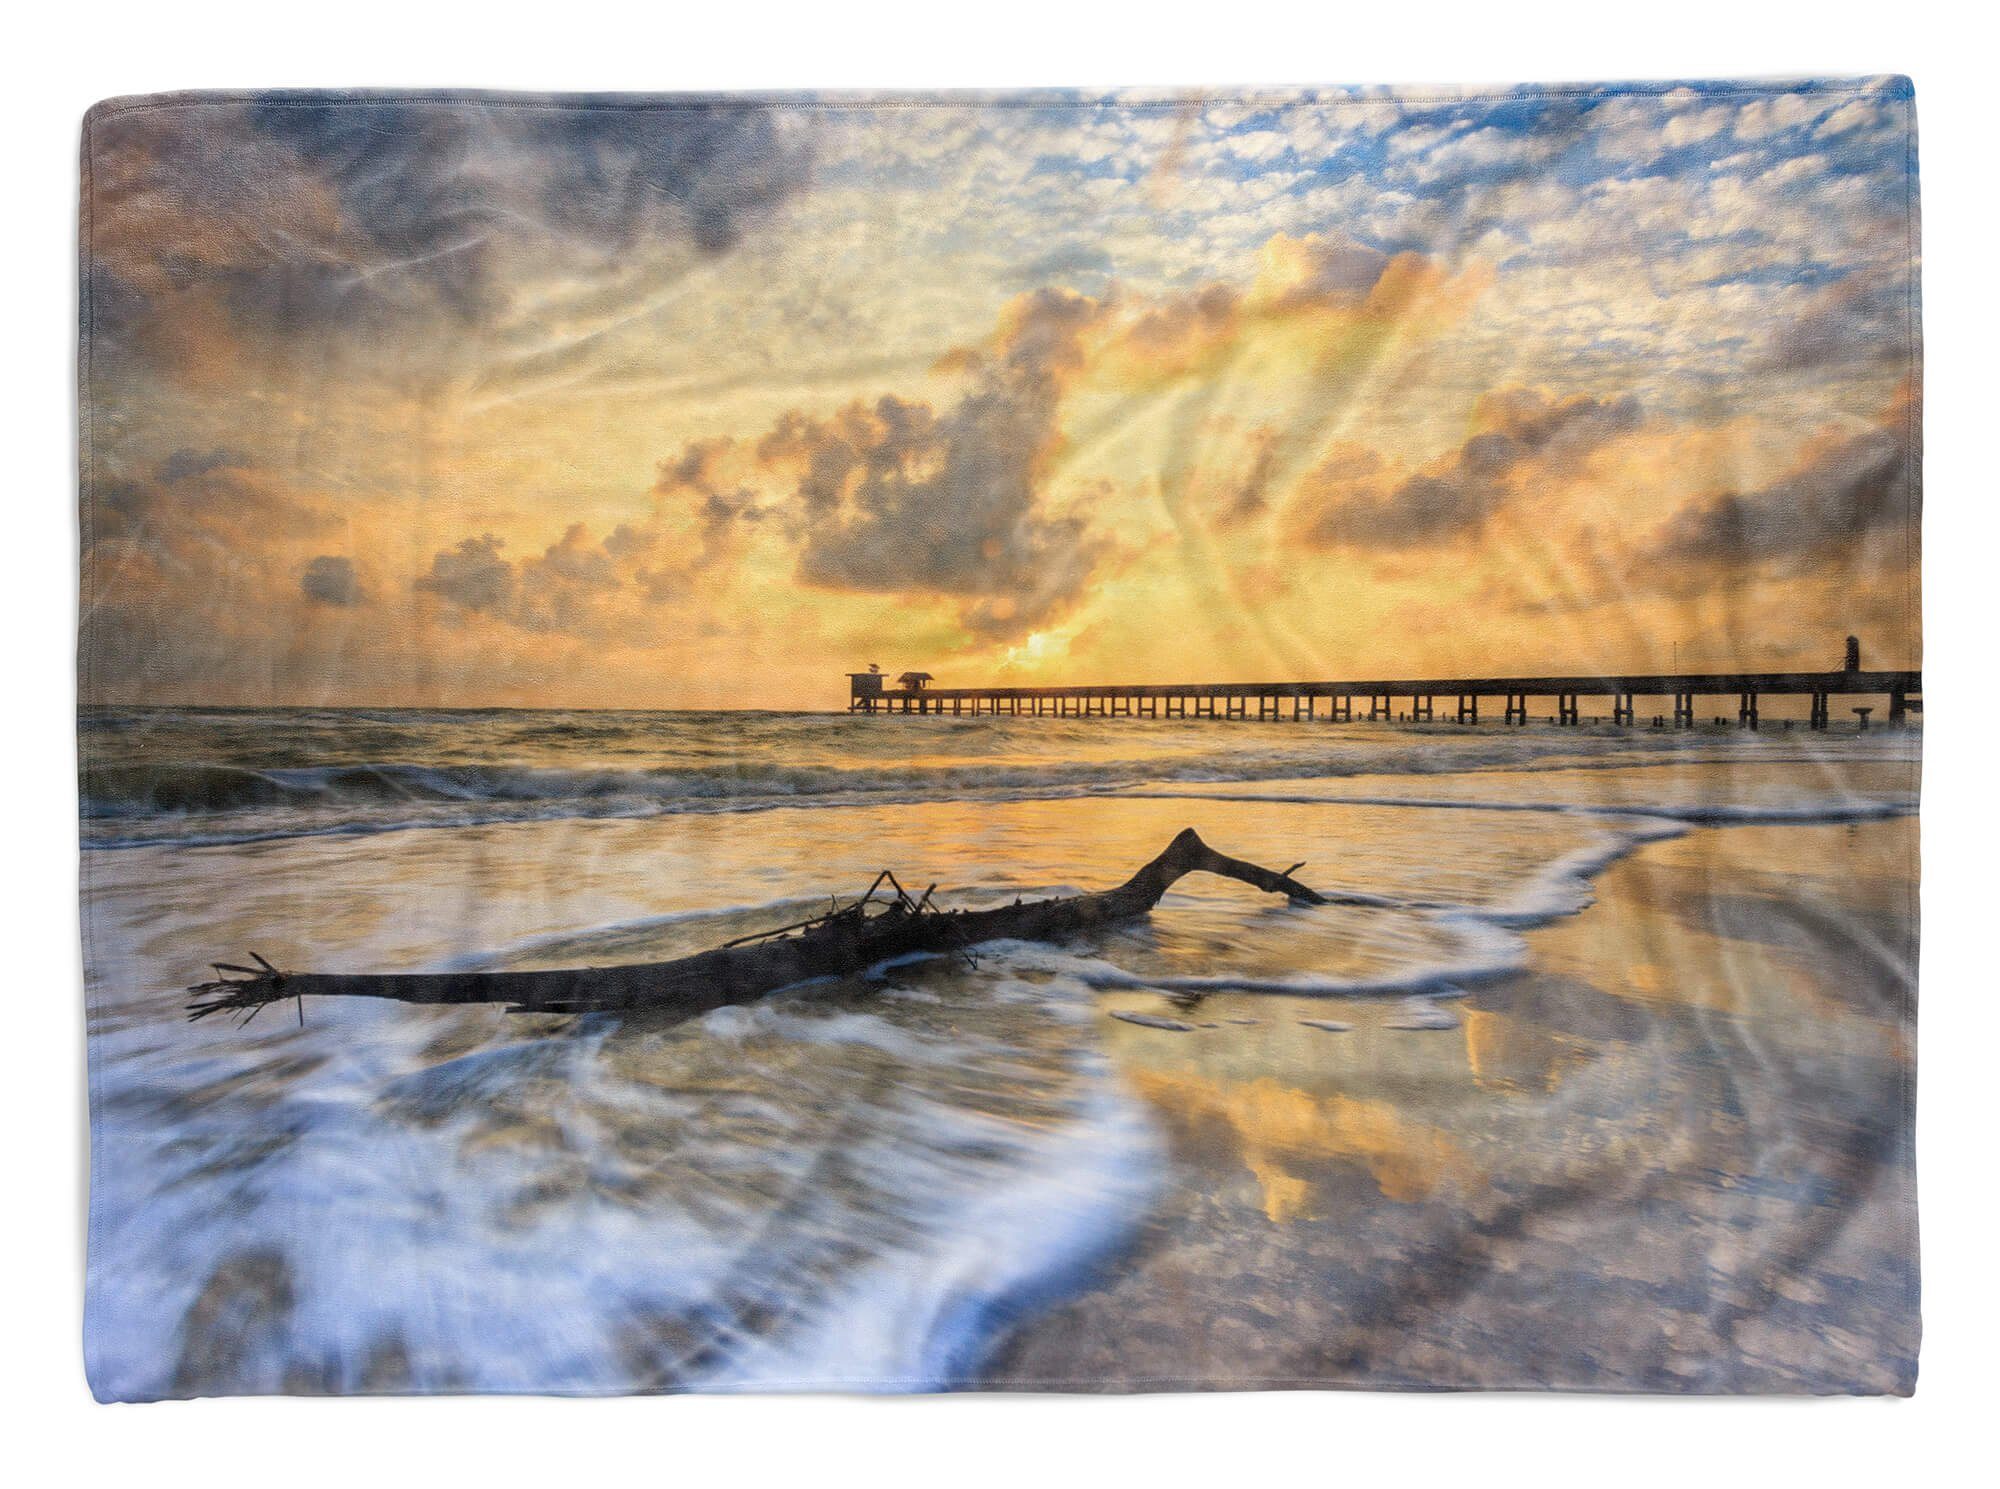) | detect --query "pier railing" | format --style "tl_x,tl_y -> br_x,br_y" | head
851,668 -> 1922,730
